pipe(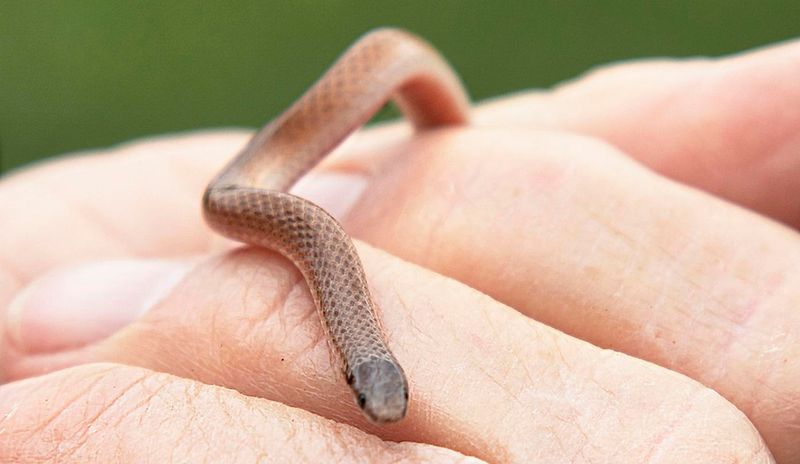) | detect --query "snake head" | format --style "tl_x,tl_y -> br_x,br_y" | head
349,358 -> 408,423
